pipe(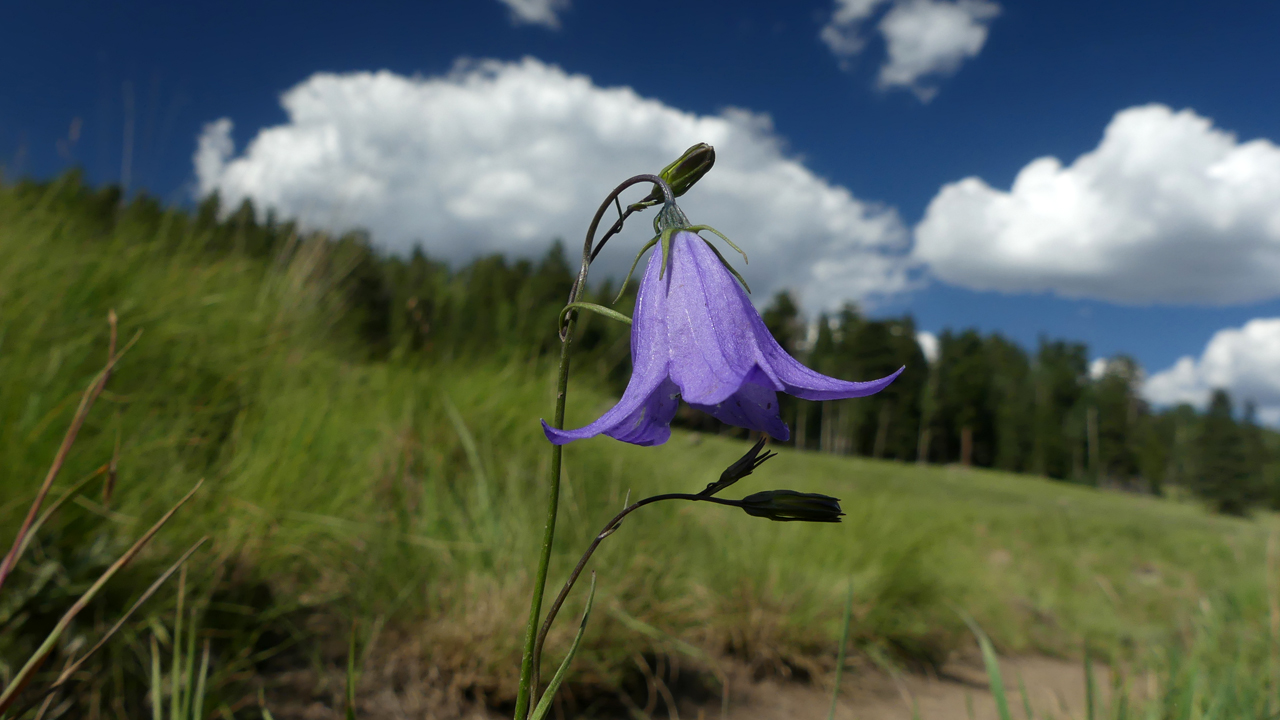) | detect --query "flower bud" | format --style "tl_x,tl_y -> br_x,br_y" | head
738,490 -> 844,523
699,436 -> 776,497
640,143 -> 716,206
